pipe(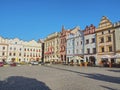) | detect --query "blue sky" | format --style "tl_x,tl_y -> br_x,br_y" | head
0,0 -> 120,41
